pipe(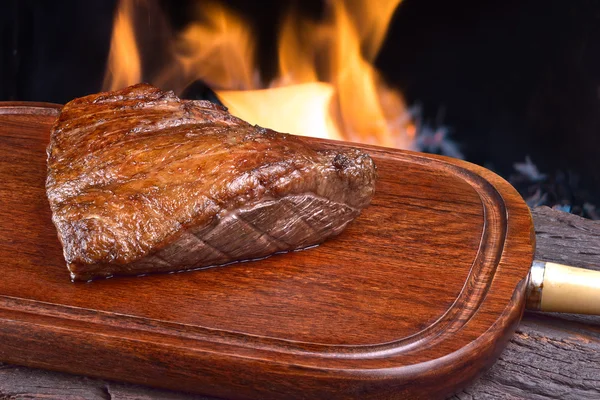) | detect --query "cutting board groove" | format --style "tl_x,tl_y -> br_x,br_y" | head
0,103 -> 534,399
